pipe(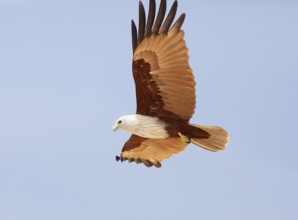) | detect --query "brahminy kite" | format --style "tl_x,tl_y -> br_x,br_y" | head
113,0 -> 229,168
